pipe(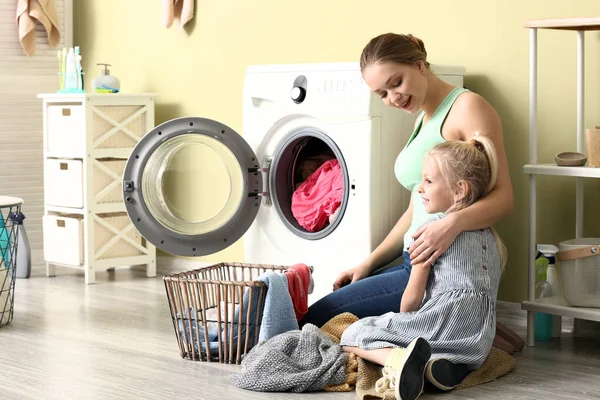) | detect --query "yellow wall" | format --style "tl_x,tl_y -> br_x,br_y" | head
74,0 -> 600,302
